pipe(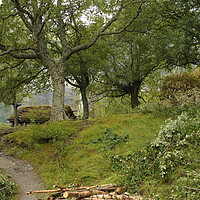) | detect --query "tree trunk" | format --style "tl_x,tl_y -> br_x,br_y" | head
50,64 -> 66,122
130,82 -> 141,109
80,86 -> 89,120
12,95 -> 18,127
